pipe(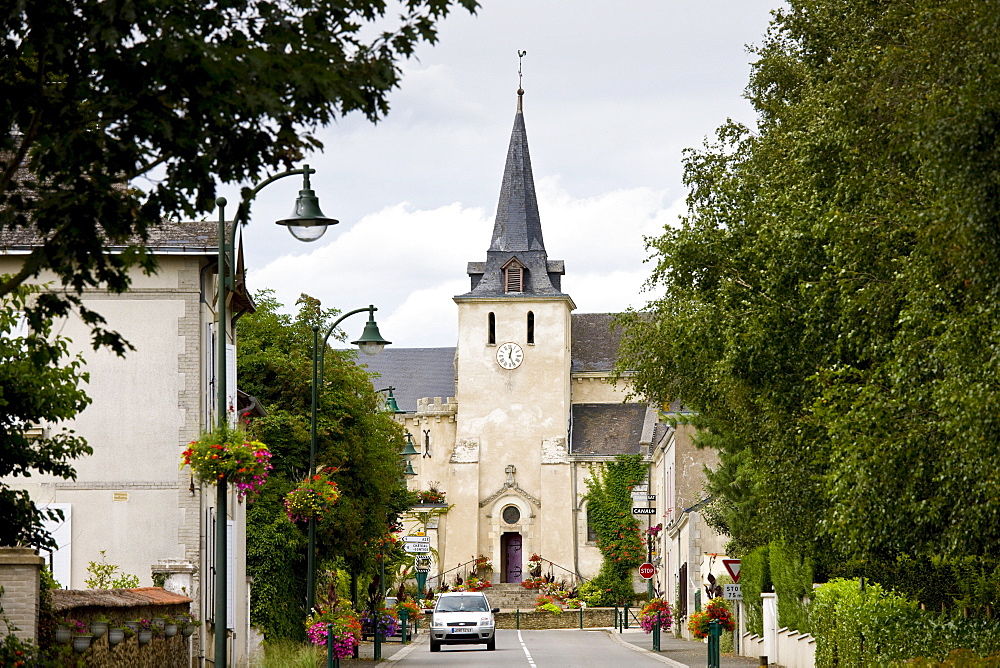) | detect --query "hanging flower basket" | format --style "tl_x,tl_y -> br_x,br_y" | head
688,597 -> 734,639
284,470 -> 341,523
639,598 -> 673,633
181,428 -> 272,499
305,607 -> 361,659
